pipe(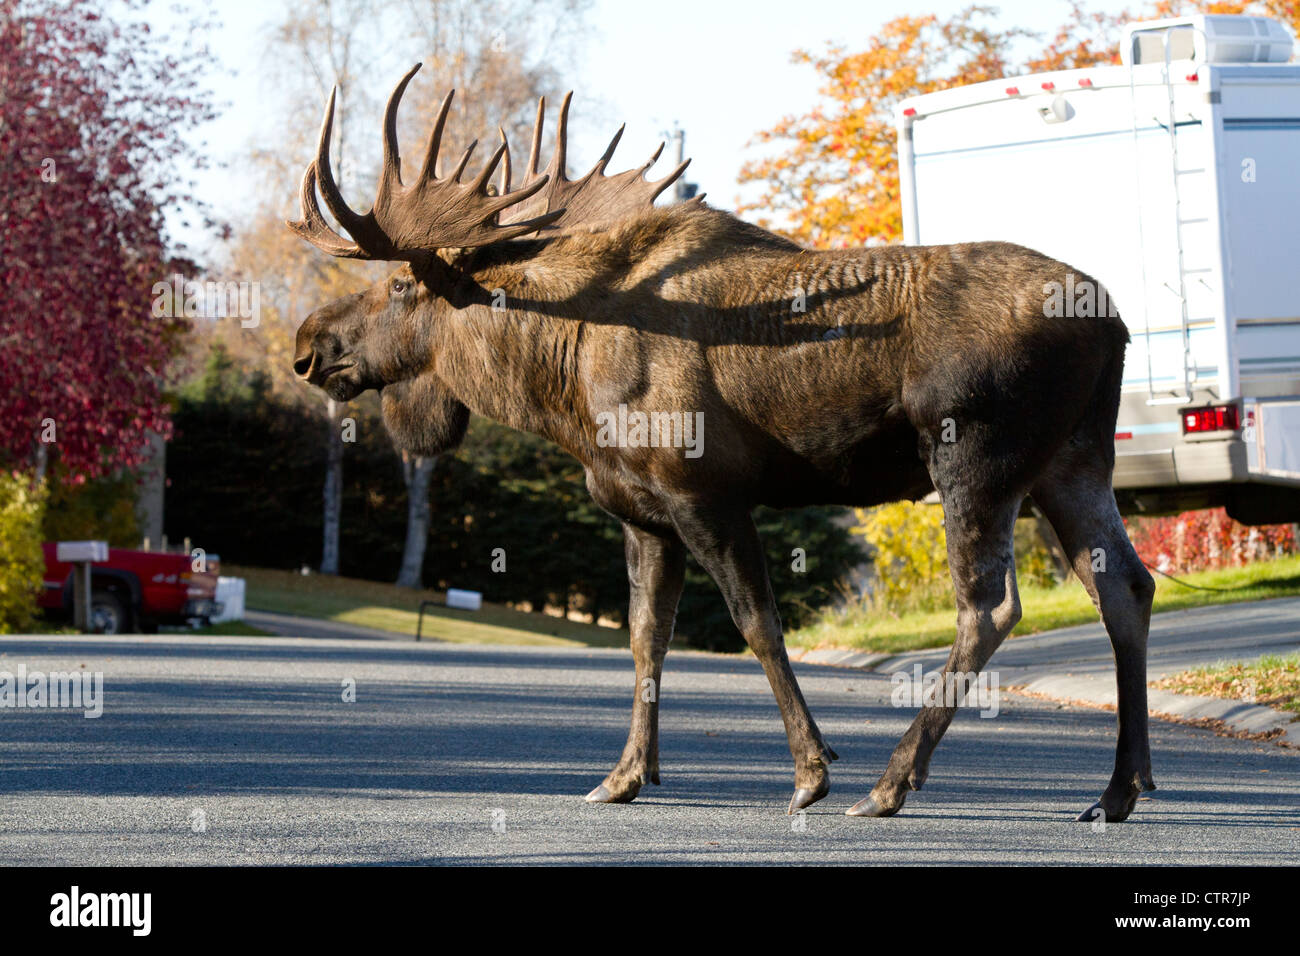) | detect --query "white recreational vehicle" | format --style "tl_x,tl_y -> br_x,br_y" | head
895,13 -> 1300,523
